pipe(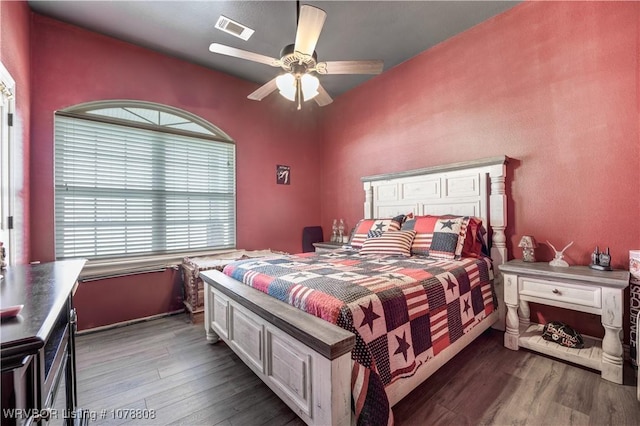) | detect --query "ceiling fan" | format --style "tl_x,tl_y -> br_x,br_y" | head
209,3 -> 384,110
